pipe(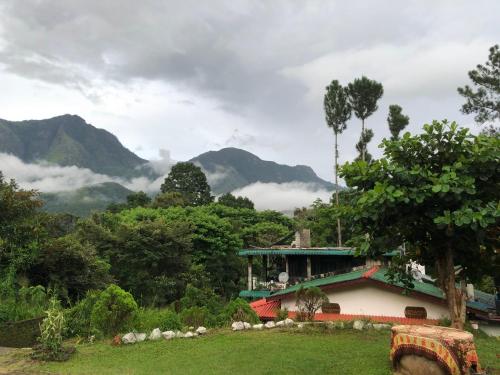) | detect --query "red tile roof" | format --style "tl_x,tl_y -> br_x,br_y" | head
250,299 -> 280,319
